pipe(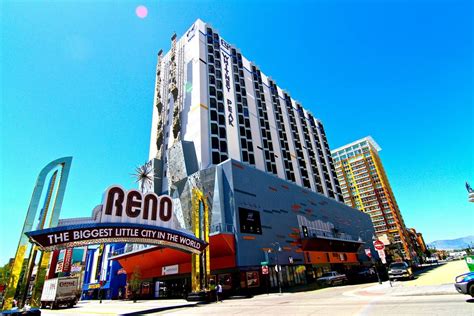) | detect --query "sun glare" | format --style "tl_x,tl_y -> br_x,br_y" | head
135,5 -> 148,19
